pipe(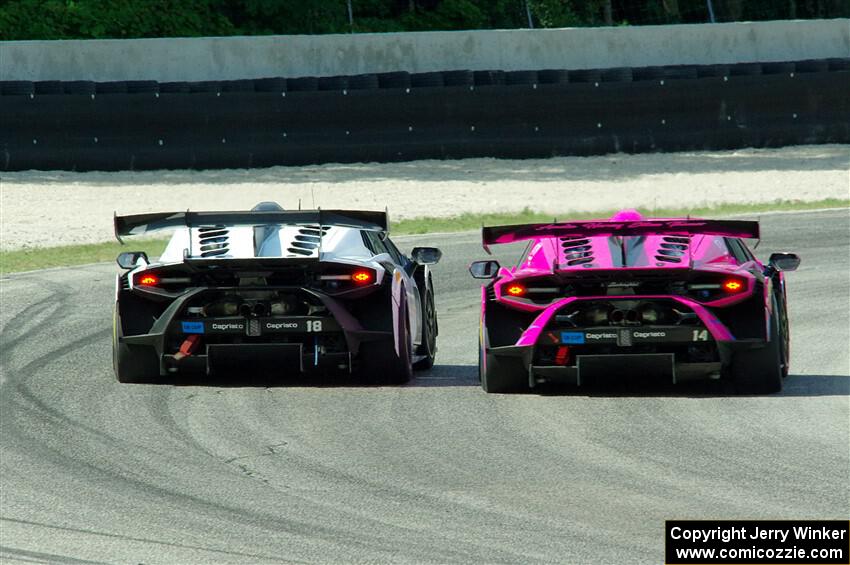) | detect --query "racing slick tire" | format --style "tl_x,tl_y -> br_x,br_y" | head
730,296 -> 783,394
775,292 -> 791,379
479,343 -> 529,394
413,277 -> 437,370
360,295 -> 413,385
